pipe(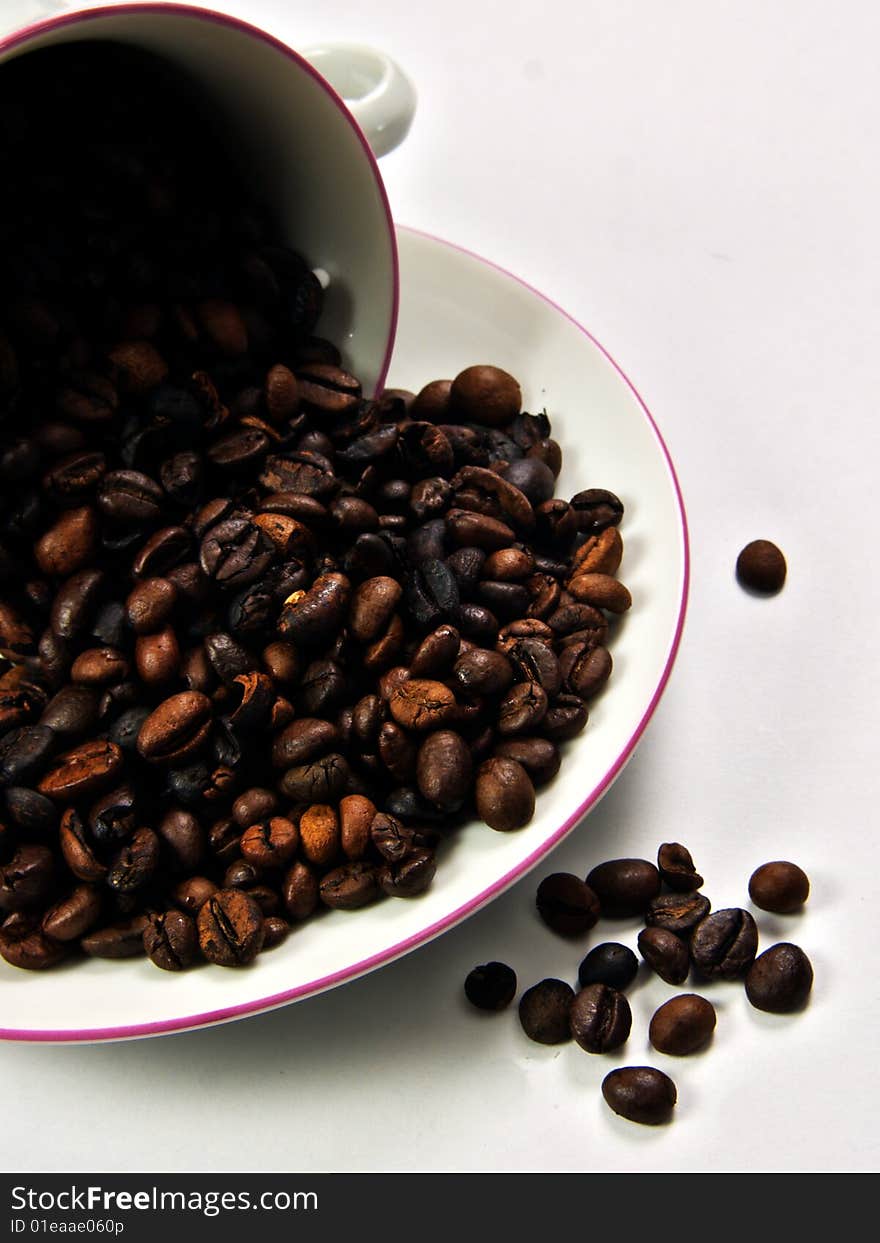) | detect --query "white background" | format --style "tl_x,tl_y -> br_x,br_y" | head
2,0 -> 879,1173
